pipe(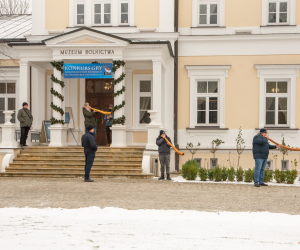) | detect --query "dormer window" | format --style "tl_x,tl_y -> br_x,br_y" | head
268,1 -> 288,24
120,2 -> 129,24
77,4 -> 85,25
94,3 -> 111,25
